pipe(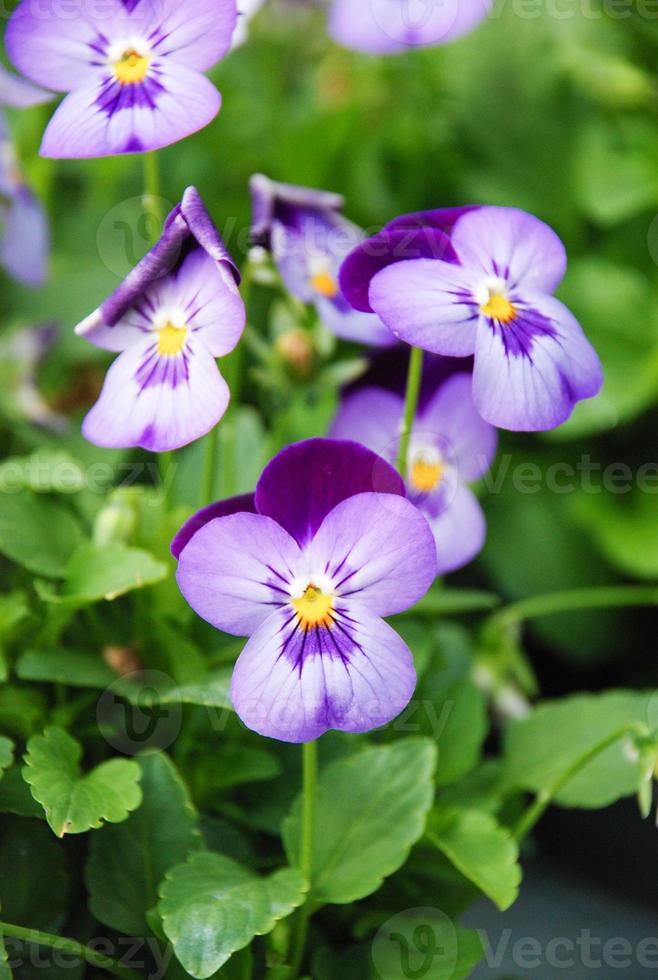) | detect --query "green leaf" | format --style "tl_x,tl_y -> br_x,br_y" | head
0,451 -> 86,494
0,490 -> 83,578
38,541 -> 168,606
159,852 -> 306,978
0,738 -> 13,779
16,649 -> 116,689
0,592 -> 30,682
23,727 -> 143,836
503,690 -> 652,808
573,489 -> 658,580
86,752 -> 201,936
0,928 -> 12,980
0,766 -> 44,818
282,740 -> 437,905
0,820 -> 70,930
428,808 -> 521,910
